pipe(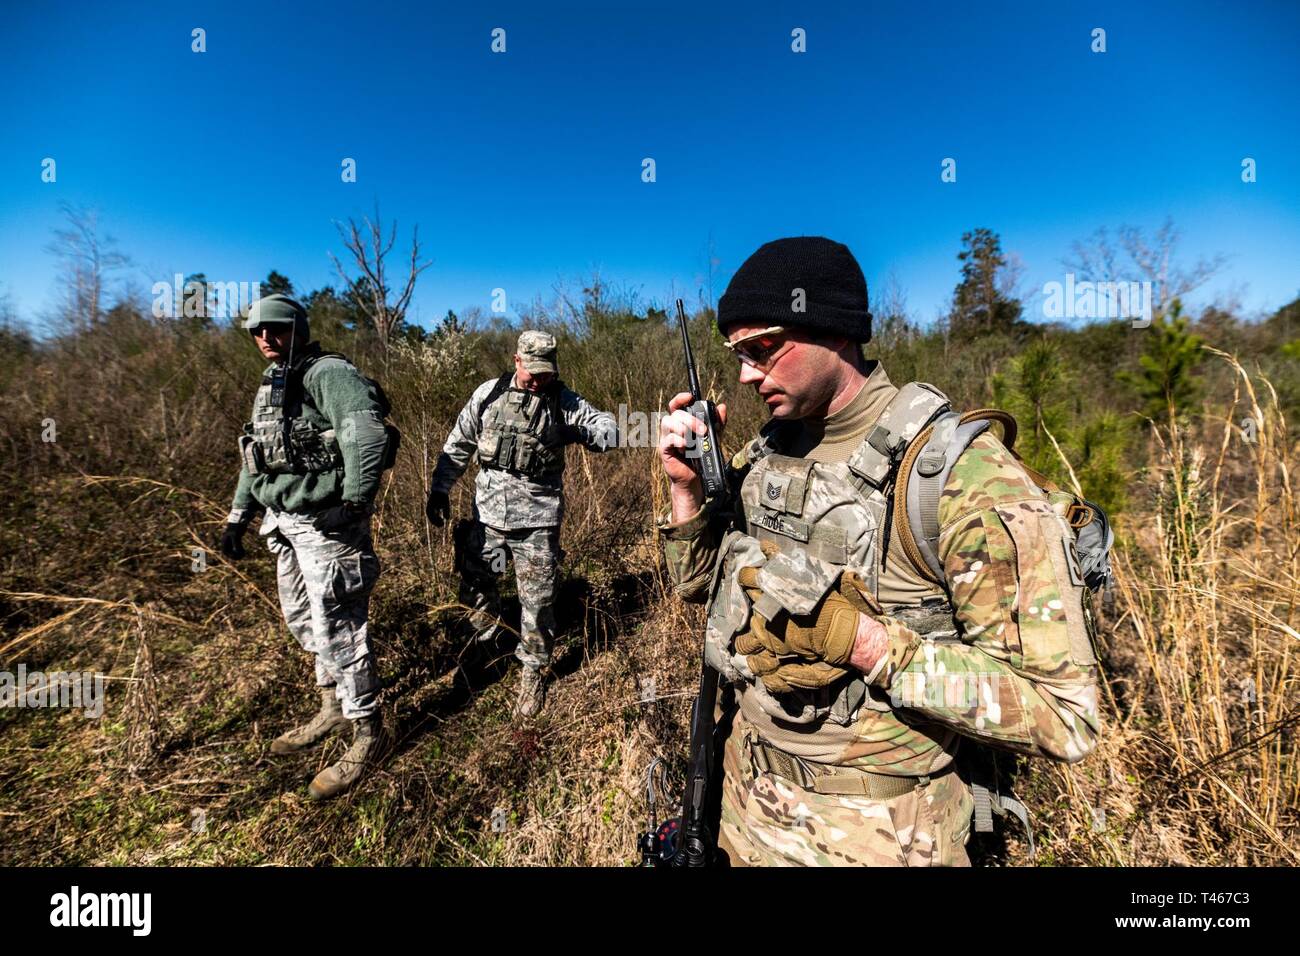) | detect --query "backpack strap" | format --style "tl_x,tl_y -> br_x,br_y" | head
896,409 -> 1019,586
476,373 -> 516,427
287,349 -> 349,411
296,350 -> 383,417
297,349 -> 348,377
902,414 -> 990,583
544,379 -> 564,433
